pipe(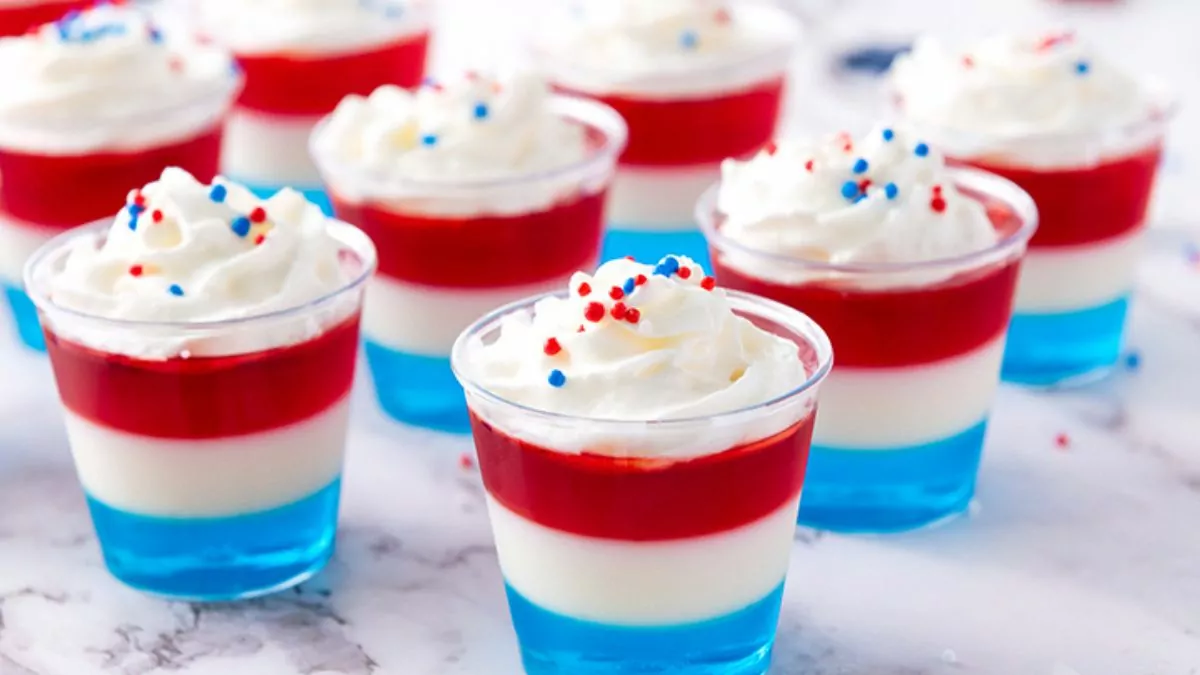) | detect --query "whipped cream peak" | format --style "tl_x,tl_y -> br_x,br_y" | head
46,167 -> 353,327
461,256 -> 812,423
315,72 -> 593,187
197,0 -> 428,55
891,31 -> 1156,141
716,126 -> 998,267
